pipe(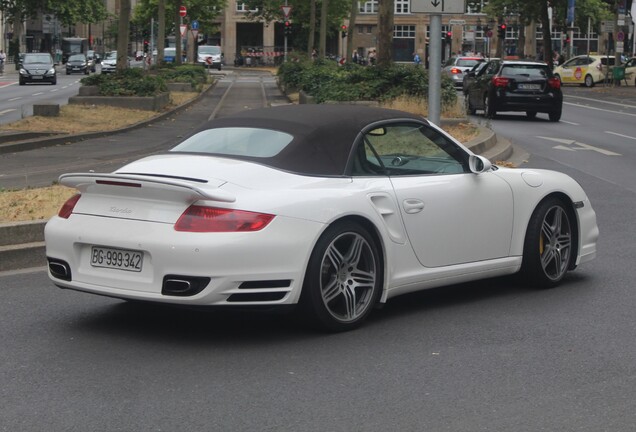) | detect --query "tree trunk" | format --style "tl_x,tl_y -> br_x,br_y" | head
319,0 -> 328,58
117,0 -> 131,72
377,0 -> 394,67
11,11 -> 26,62
346,0 -> 358,62
157,0 -> 166,64
308,0 -> 316,55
